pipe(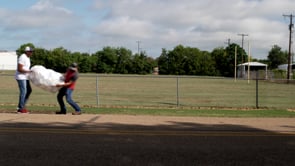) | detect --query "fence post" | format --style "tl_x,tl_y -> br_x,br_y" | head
256,71 -> 259,108
96,75 -> 99,107
177,76 -> 179,107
